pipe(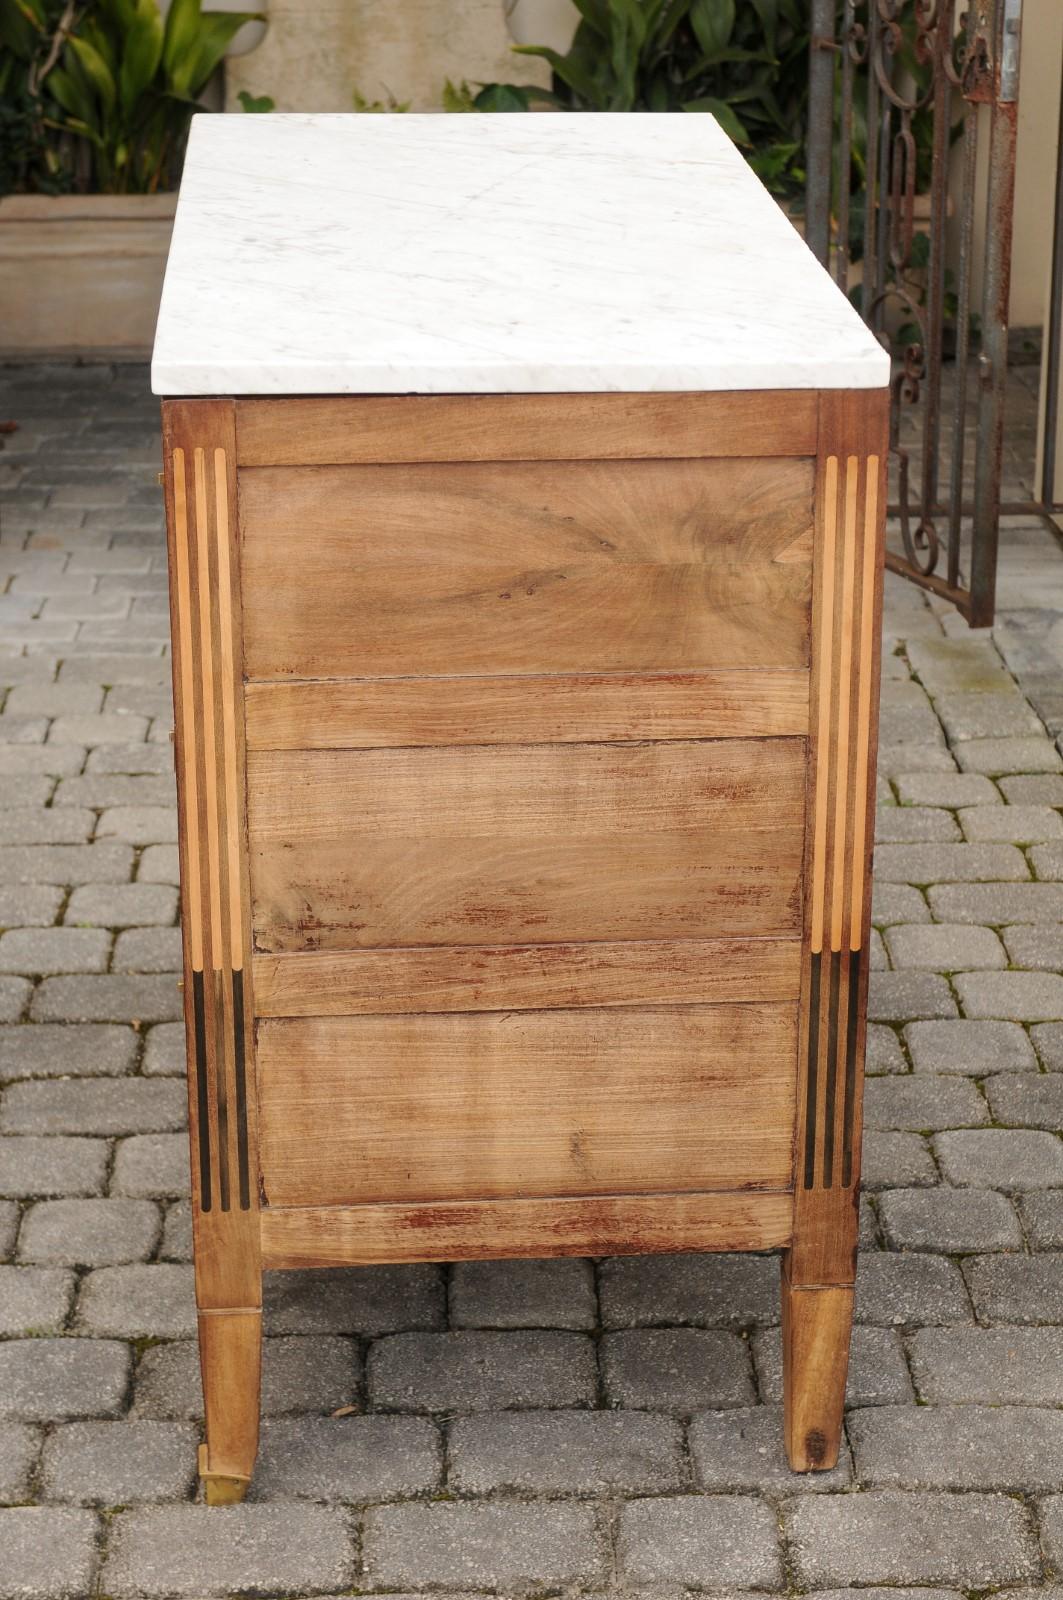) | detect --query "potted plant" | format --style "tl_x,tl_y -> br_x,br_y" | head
0,0 -> 263,357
